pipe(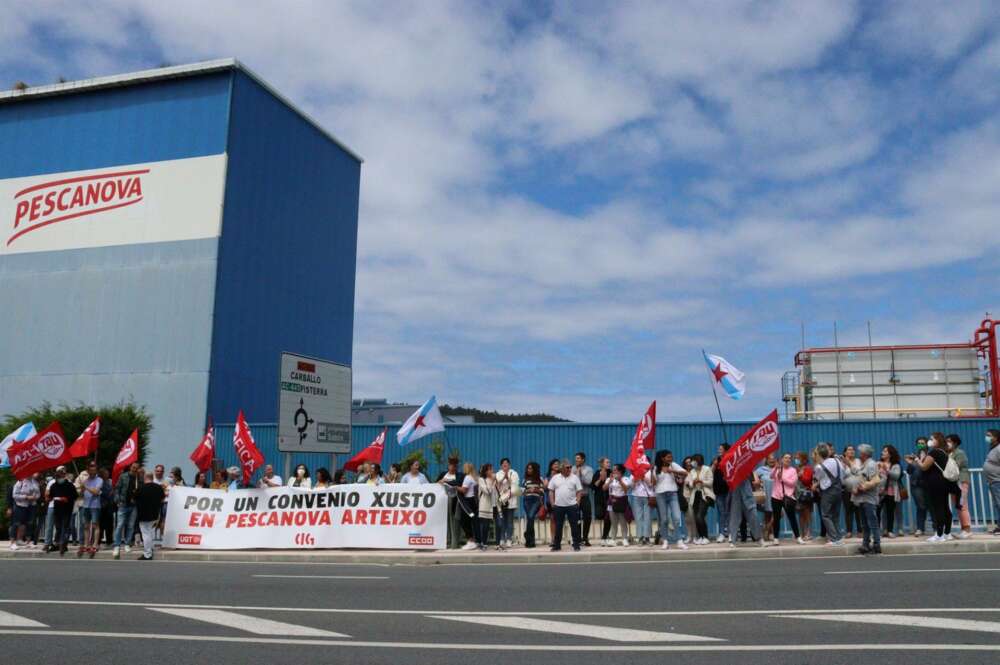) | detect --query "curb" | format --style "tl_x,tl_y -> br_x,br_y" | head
3,538 -> 999,565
